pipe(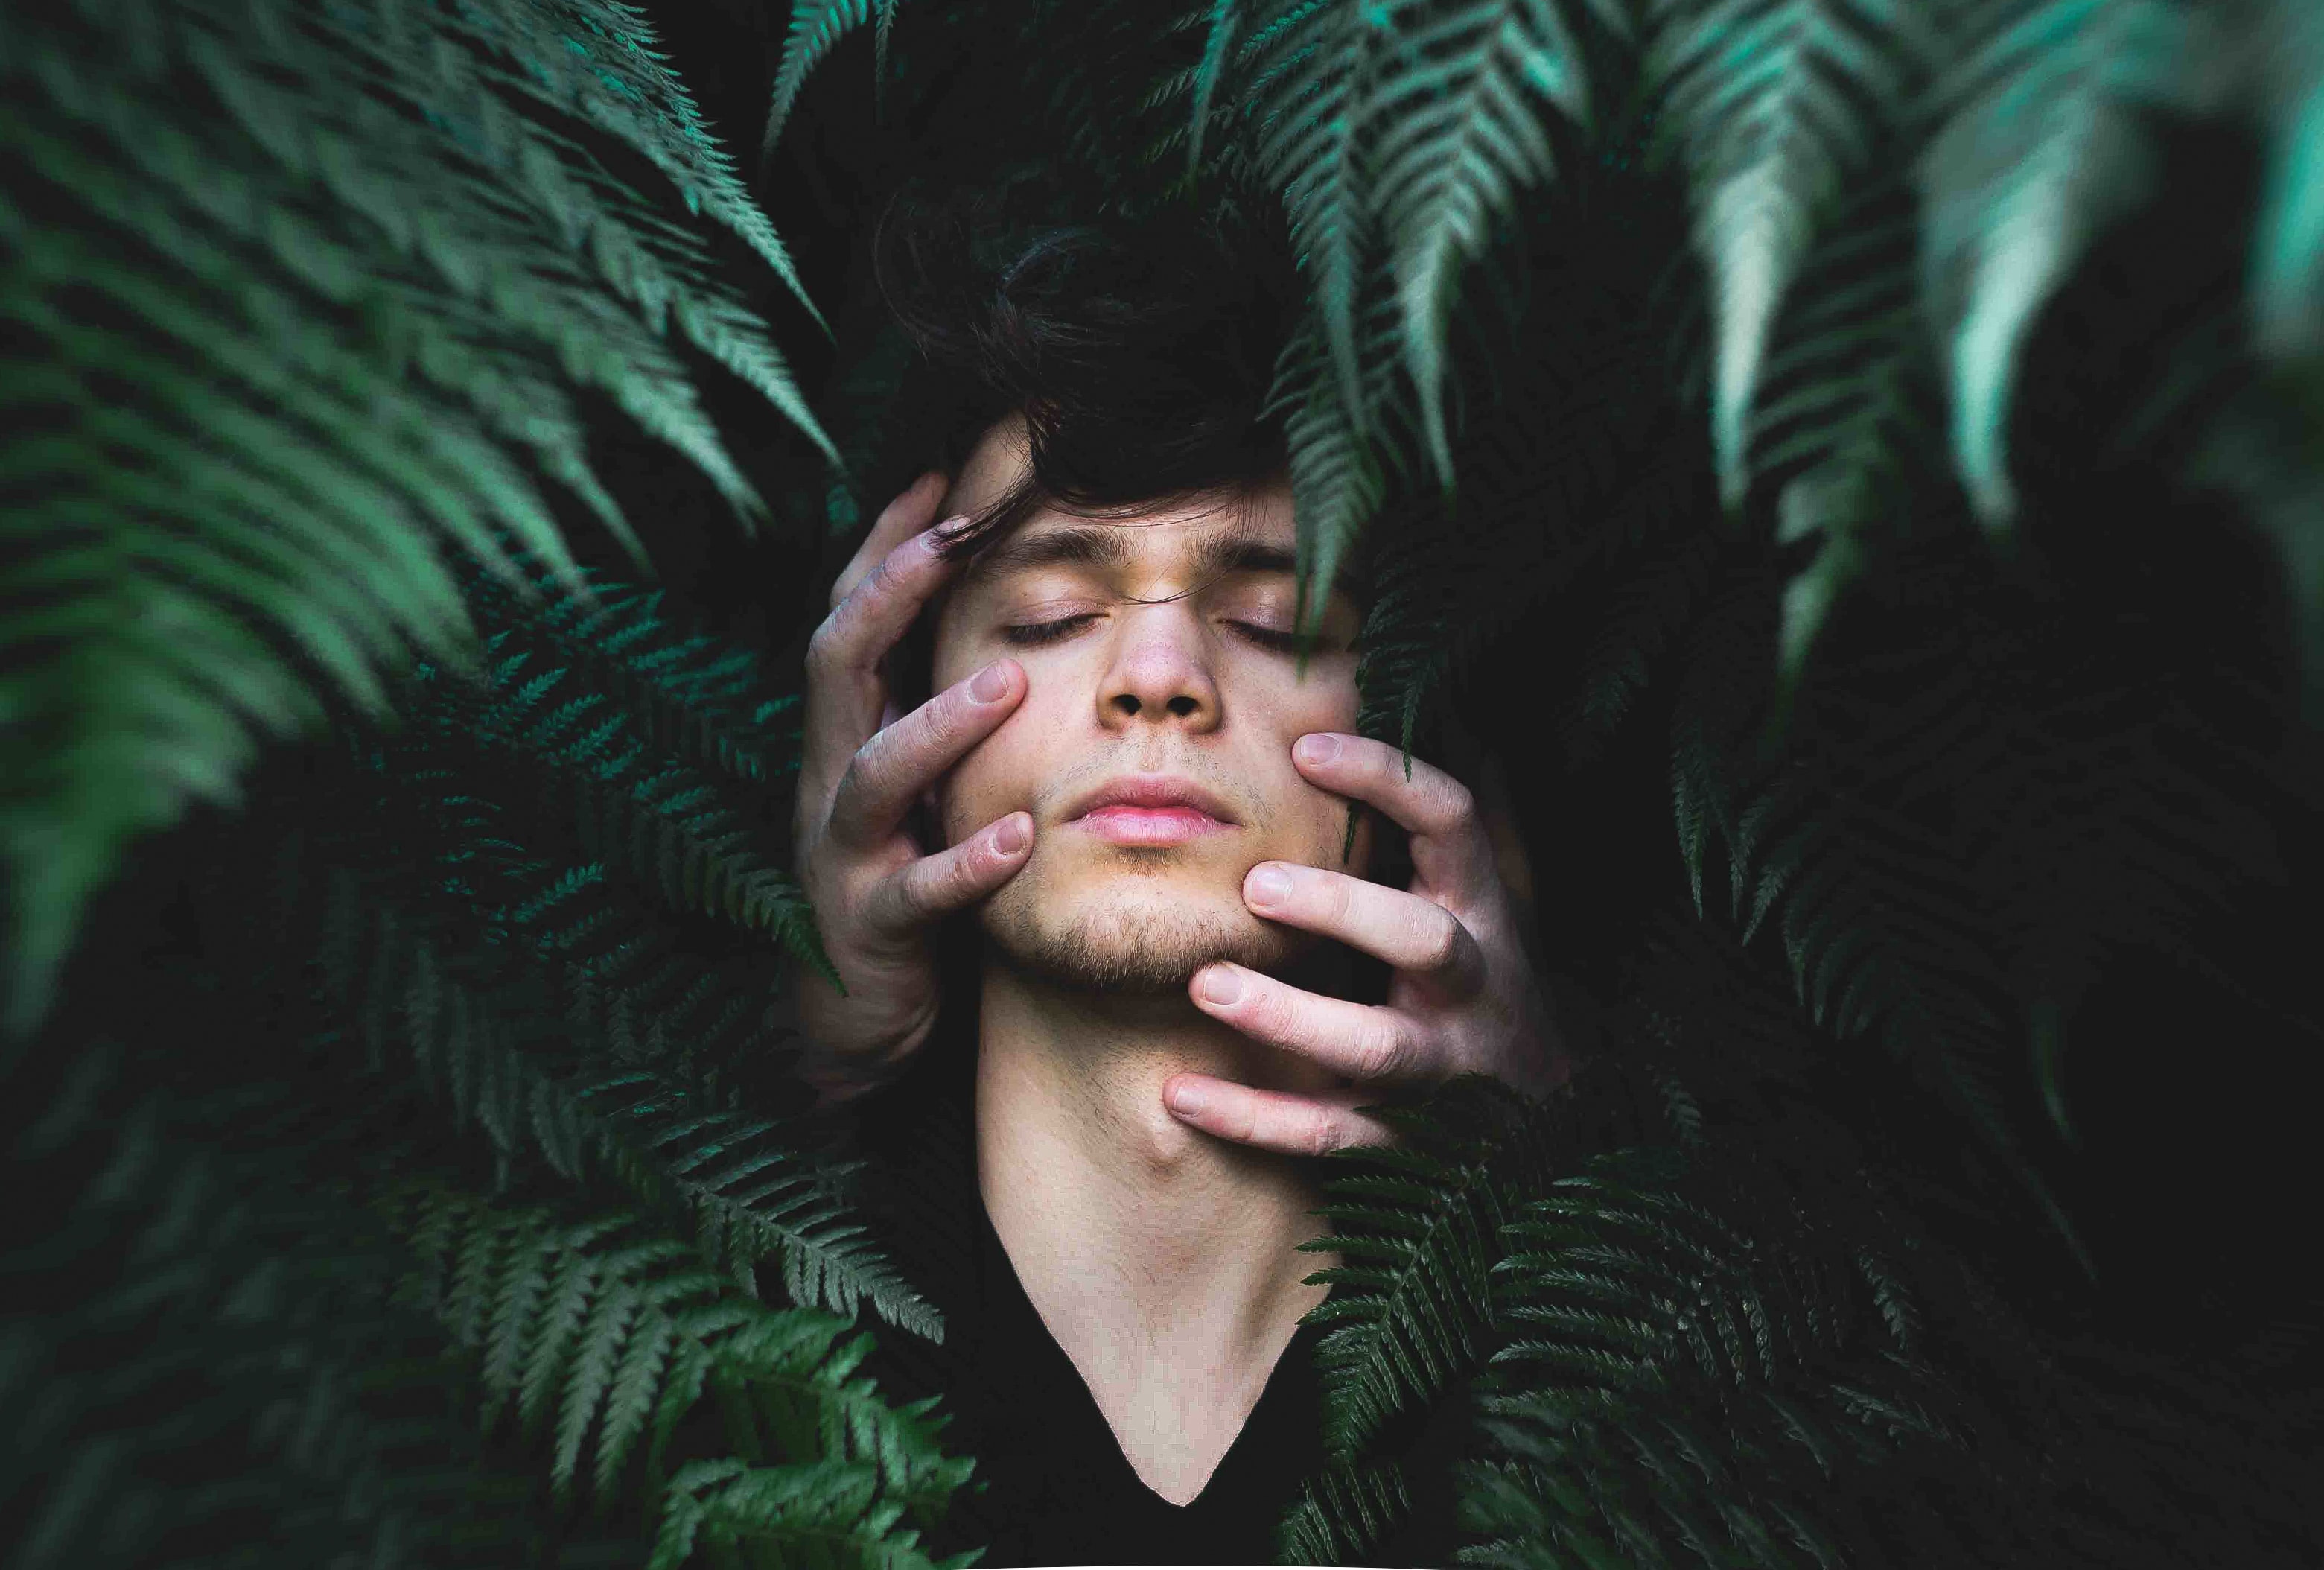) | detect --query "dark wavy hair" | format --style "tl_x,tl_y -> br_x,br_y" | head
870,185 -> 1305,561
